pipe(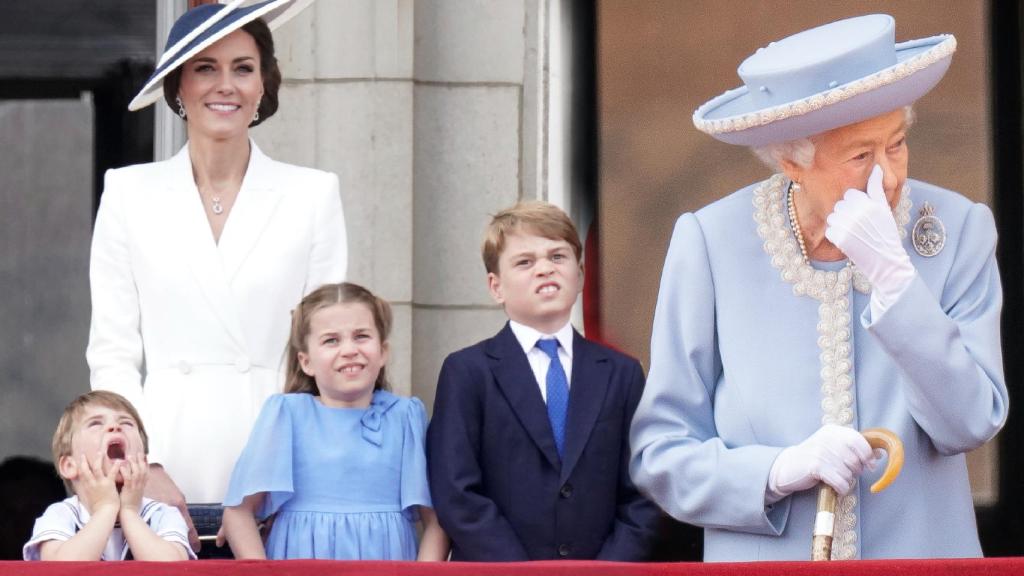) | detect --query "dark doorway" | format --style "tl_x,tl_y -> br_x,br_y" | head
0,0 -> 156,213
979,0 -> 1024,556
